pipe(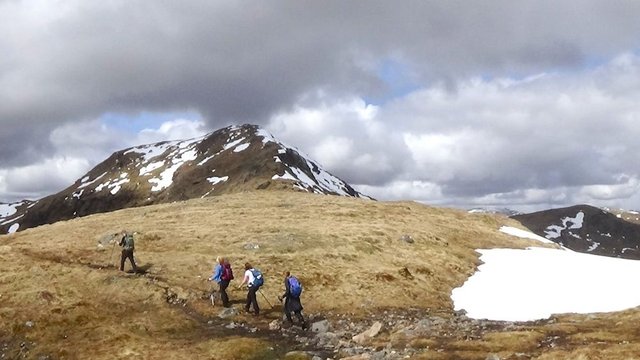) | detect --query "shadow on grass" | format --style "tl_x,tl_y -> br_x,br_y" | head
128,263 -> 153,274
